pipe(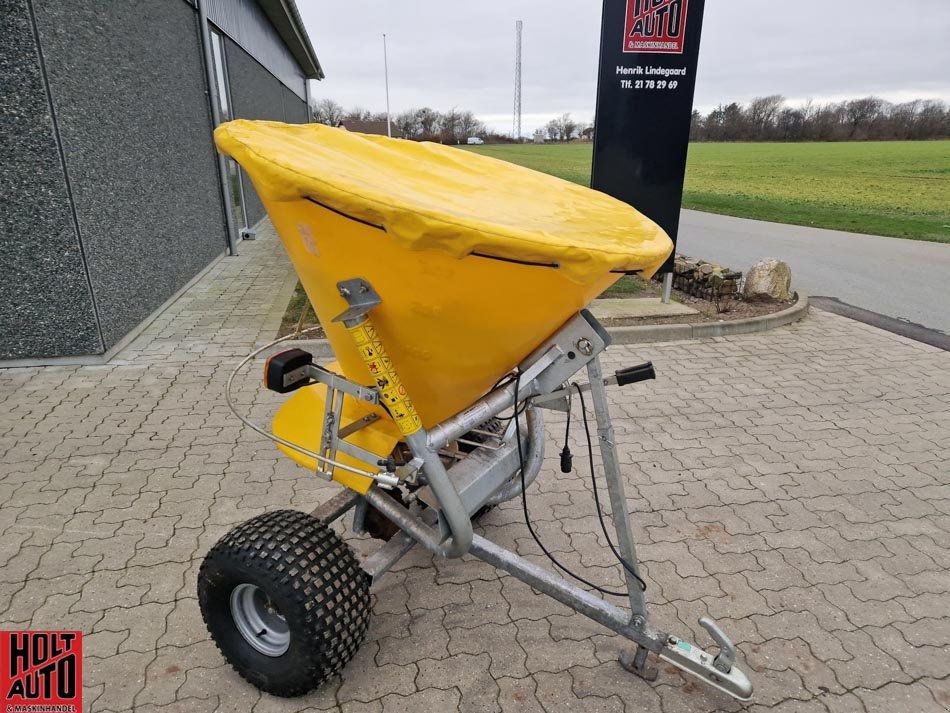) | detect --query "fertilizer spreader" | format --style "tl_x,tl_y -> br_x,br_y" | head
197,121 -> 753,701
